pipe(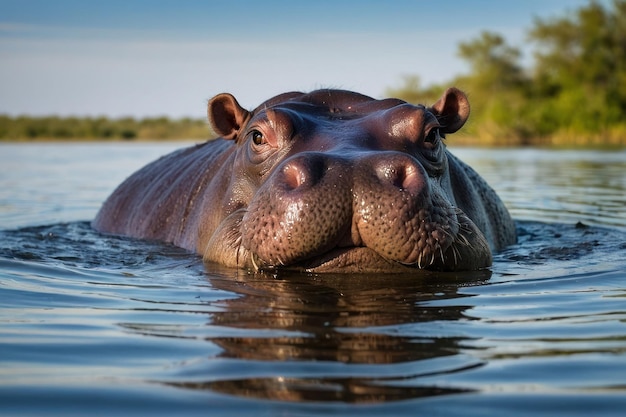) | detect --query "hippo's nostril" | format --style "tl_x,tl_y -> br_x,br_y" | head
283,164 -> 307,189
399,165 -> 421,194
379,166 -> 401,187
281,155 -> 327,190
375,160 -> 425,196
